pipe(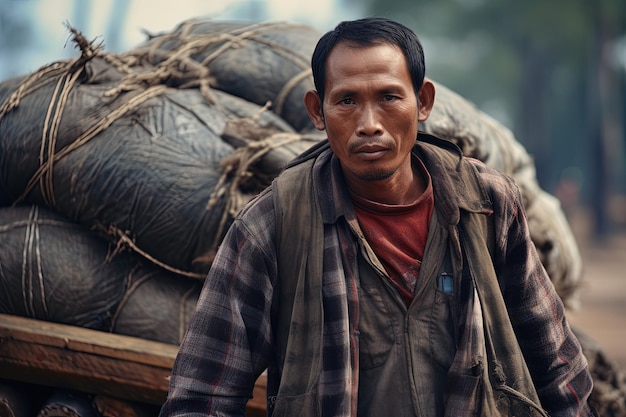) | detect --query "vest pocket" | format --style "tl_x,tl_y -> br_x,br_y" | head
430,288 -> 458,370
358,285 -> 395,369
